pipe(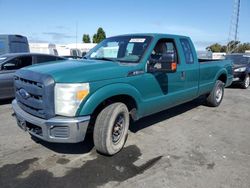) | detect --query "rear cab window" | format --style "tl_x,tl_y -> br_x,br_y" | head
180,38 -> 194,64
